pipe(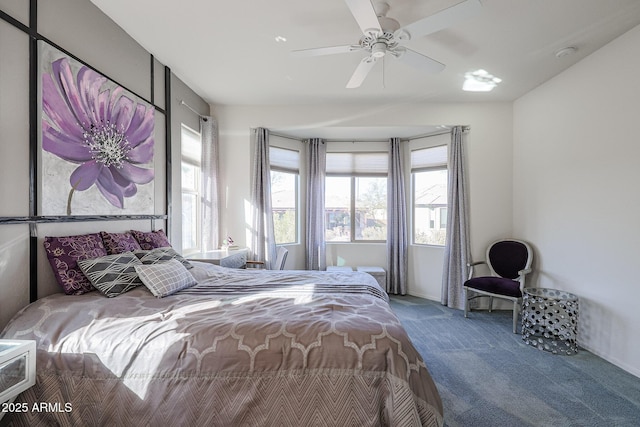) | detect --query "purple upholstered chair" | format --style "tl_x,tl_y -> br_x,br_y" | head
464,239 -> 533,333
